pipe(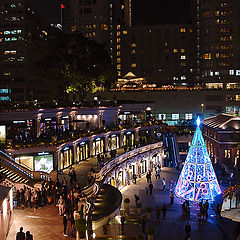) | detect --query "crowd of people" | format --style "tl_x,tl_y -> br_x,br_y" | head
14,166 -> 94,237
